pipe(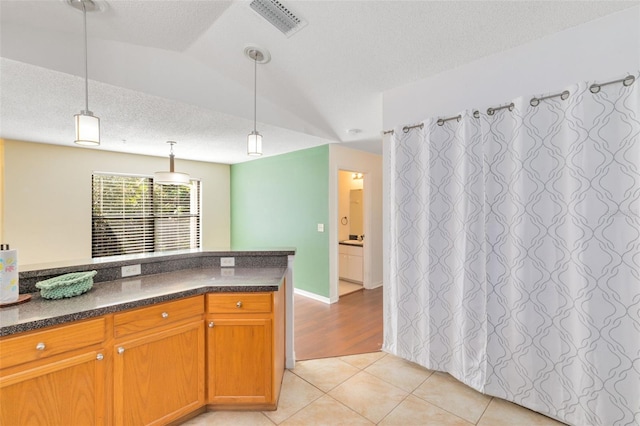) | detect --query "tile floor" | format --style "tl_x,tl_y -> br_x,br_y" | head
338,280 -> 363,296
181,351 -> 566,425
